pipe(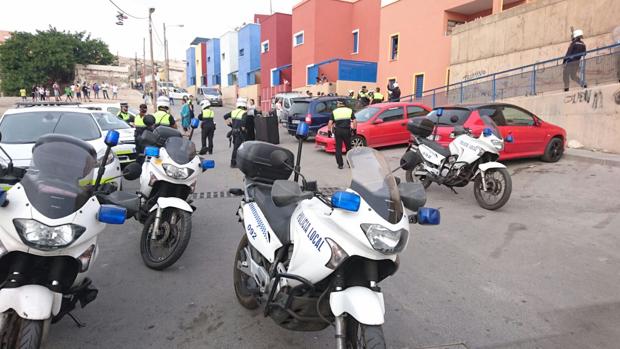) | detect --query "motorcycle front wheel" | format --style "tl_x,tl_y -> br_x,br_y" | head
233,234 -> 259,310
473,168 -> 512,210
405,163 -> 431,189
0,311 -> 43,349
345,318 -> 386,349
140,208 -> 192,270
